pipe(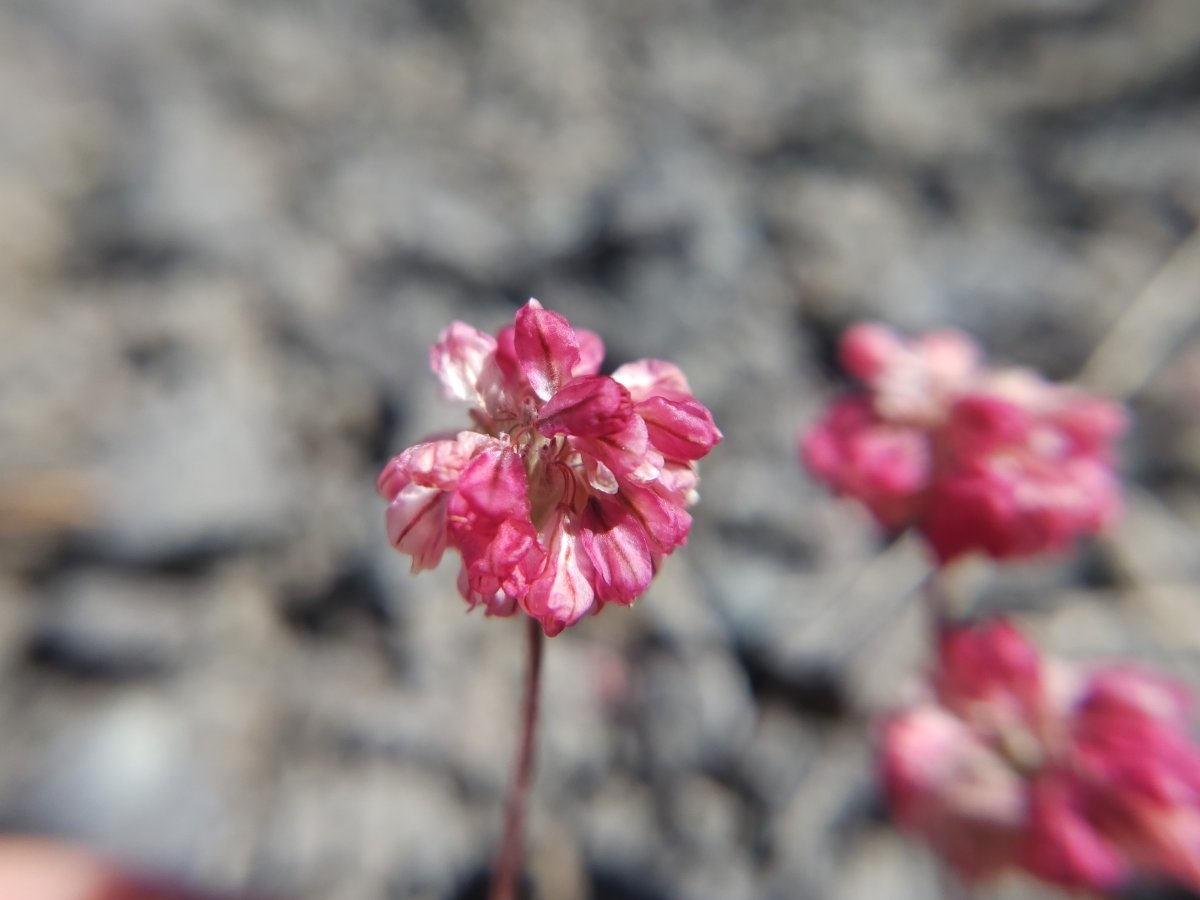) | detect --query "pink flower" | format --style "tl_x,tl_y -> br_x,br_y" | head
881,620 -> 1200,892
801,322 -> 1127,564
377,300 -> 721,636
